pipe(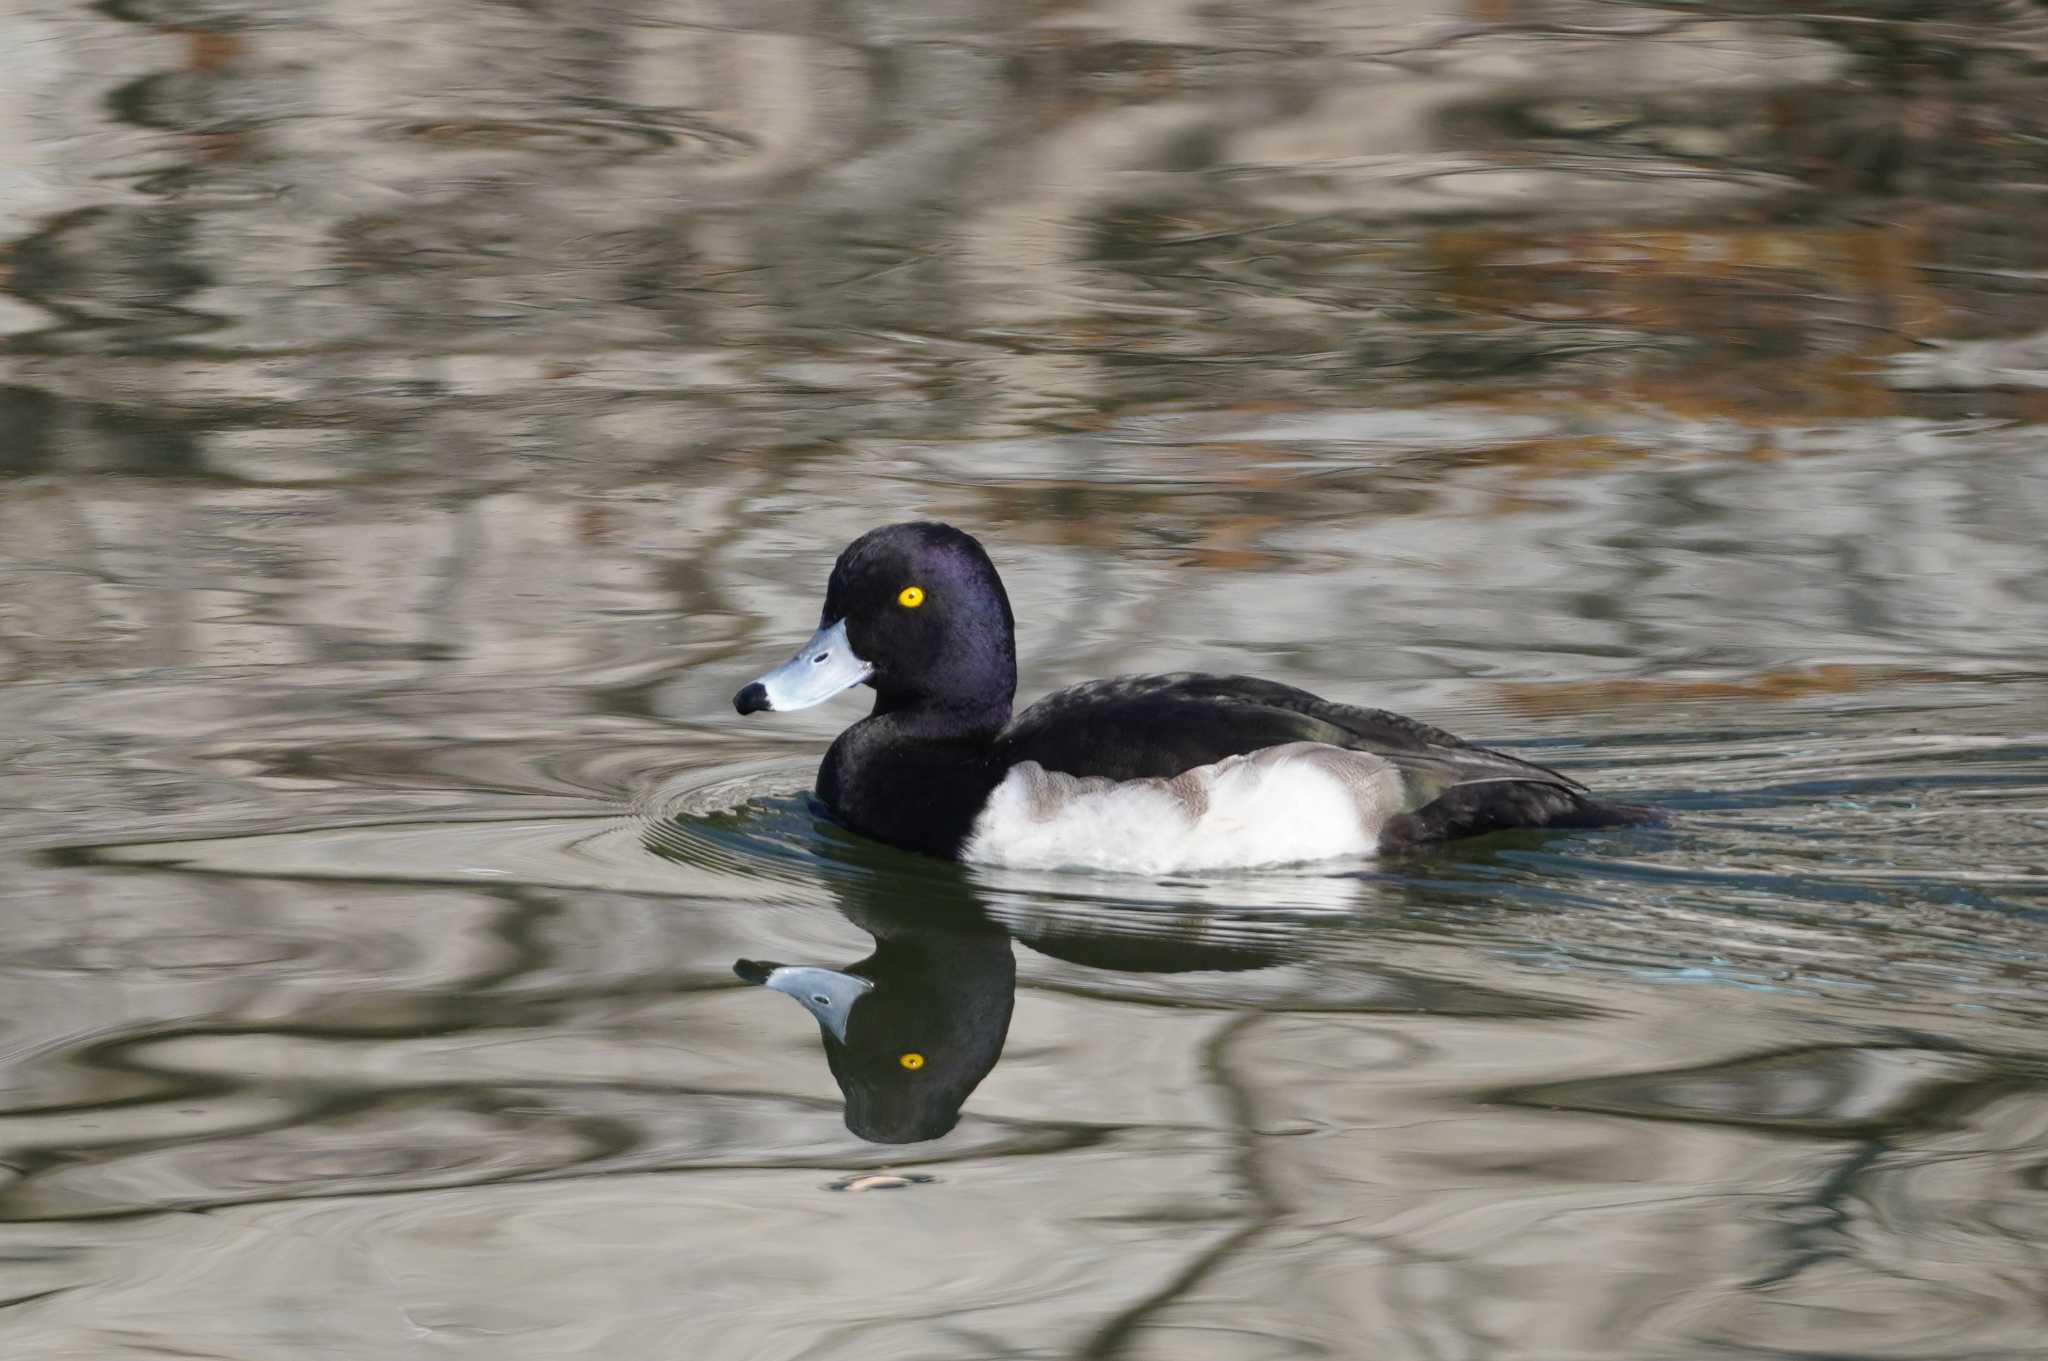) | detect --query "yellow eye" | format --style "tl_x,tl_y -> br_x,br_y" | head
898,586 -> 924,608
898,1052 -> 925,1070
